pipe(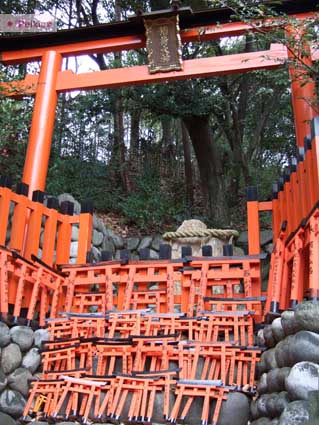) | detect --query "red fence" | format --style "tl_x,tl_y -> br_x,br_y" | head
0,181 -> 92,265
262,117 -> 319,315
